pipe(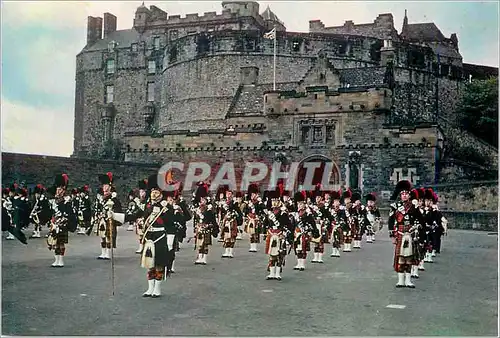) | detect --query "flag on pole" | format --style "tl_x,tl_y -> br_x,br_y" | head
263,27 -> 276,39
